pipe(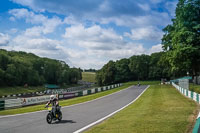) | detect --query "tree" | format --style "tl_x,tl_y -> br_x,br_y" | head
115,58 -> 132,82
162,0 -> 200,77
96,60 -> 116,86
0,49 -> 82,87
129,55 -> 150,80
